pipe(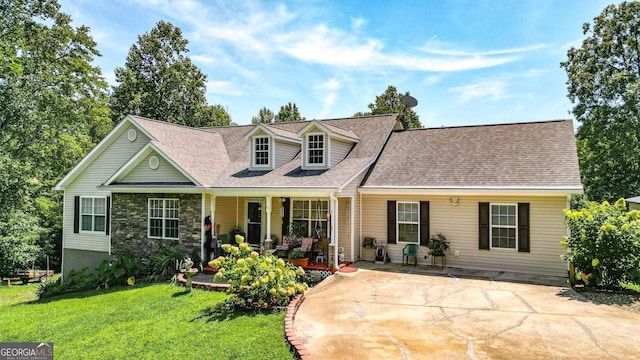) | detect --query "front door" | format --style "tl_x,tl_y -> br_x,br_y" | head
247,201 -> 262,246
